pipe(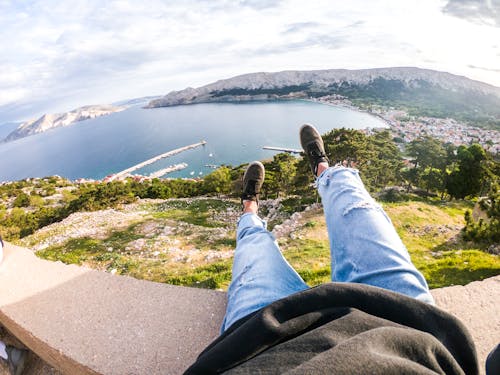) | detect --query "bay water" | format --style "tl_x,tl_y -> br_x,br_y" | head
0,101 -> 386,182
